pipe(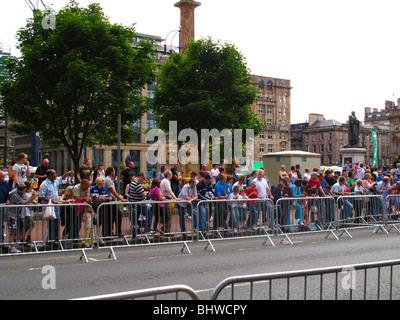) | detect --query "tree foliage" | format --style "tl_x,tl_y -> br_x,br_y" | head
152,38 -> 263,164
0,0 -> 156,172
